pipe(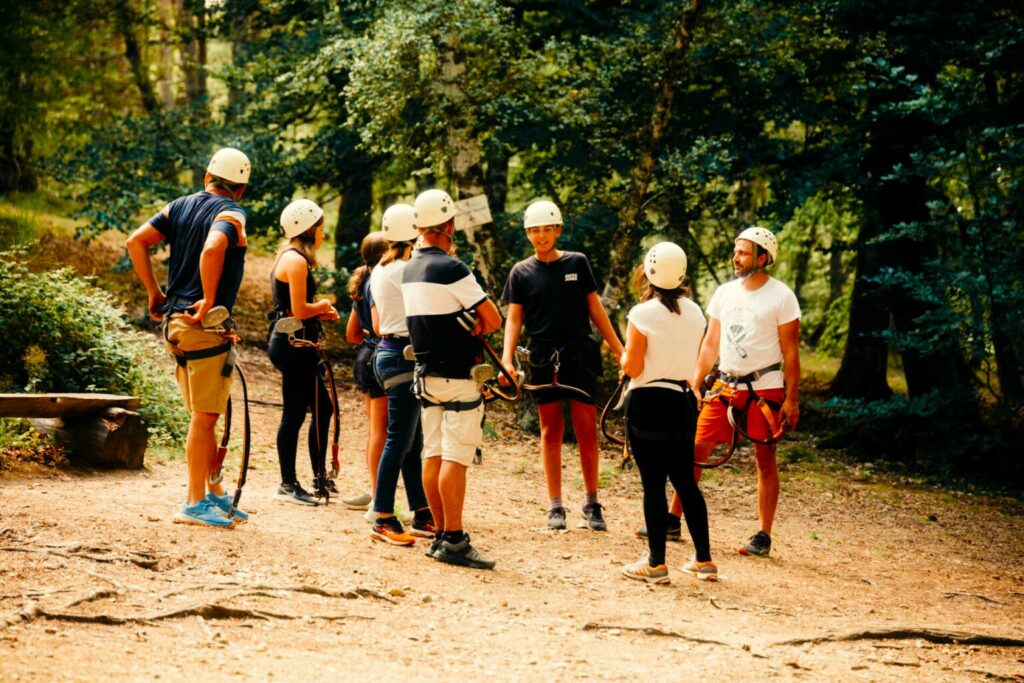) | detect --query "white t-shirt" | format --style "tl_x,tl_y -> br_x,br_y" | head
706,276 -> 801,390
626,297 -> 706,393
369,259 -> 409,336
